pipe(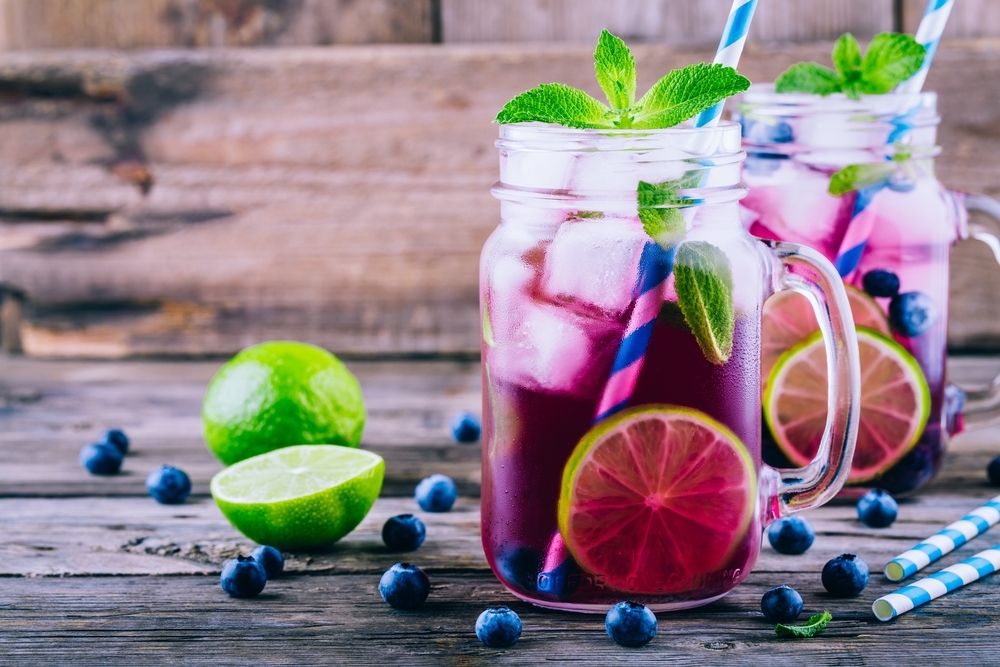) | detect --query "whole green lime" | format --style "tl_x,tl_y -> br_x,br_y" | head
203,341 -> 366,465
